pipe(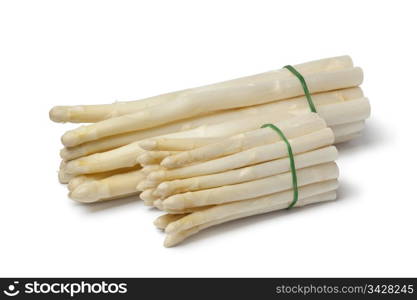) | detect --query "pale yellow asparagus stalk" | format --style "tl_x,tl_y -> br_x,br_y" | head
51,56 -> 353,124
61,67 -> 362,147
160,113 -> 325,168
60,87 -> 363,160
159,162 -> 338,210
138,120 -> 364,154
154,213 -> 190,230
140,97 -> 370,152
148,128 -> 334,182
135,165 -> 164,192
69,169 -> 145,203
136,151 -> 179,166
164,191 -> 337,246
67,166 -> 141,191
63,97 -> 368,177
163,181 -> 338,247
49,91 -> 188,123
140,189 -> 160,204
154,146 -> 337,198
64,142 -> 144,176
62,111 -> 321,176
138,129 -> 354,191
